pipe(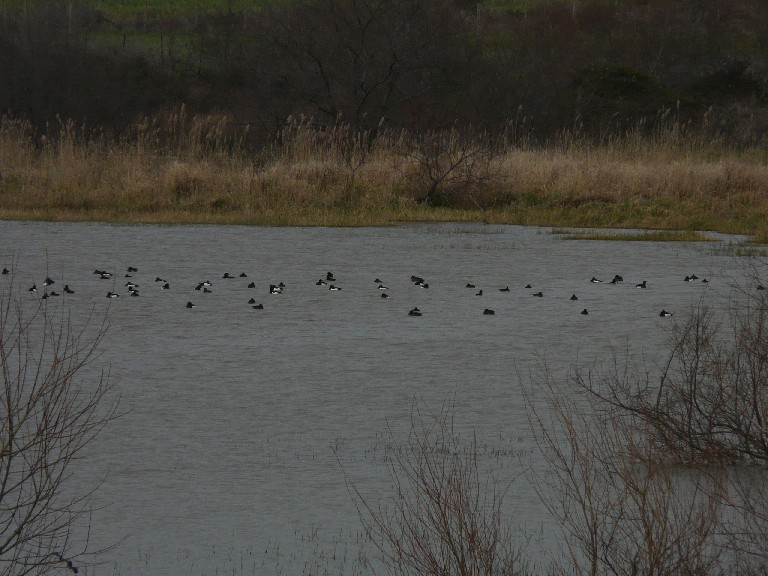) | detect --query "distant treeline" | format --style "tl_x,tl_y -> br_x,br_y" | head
1,0 -> 767,145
